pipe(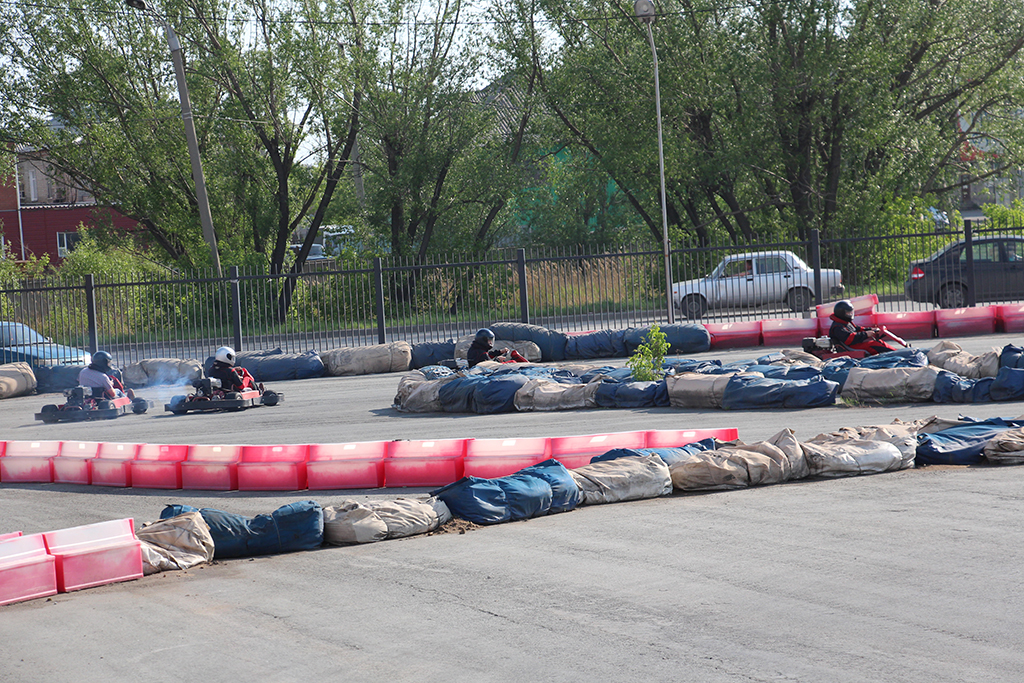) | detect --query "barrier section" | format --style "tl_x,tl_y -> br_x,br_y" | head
761,318 -> 819,348
817,314 -> 875,336
90,443 -> 144,488
935,306 -> 997,337
0,531 -> 22,542
645,428 -> 739,448
704,321 -> 763,350
464,437 -> 551,479
548,431 -> 648,469
42,518 -> 143,593
816,293 -> 878,317
996,304 -> 1024,334
180,445 -> 243,491
307,441 -> 387,490
384,439 -> 469,487
0,440 -> 62,483
874,311 -> 936,340
51,441 -> 102,485
237,444 -> 310,491
130,444 -> 189,489
0,533 -> 58,606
